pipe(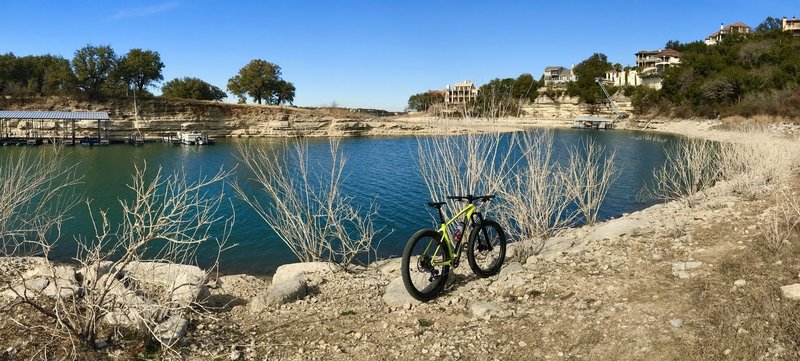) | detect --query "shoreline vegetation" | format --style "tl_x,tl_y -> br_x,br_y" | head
2,108 -> 800,359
